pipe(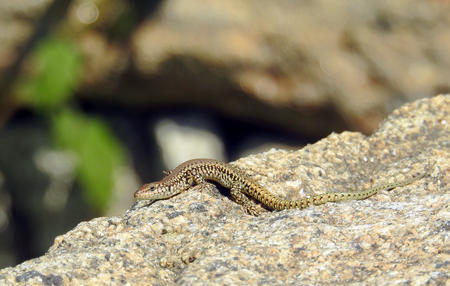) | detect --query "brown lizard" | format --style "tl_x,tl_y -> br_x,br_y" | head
134,158 -> 426,216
